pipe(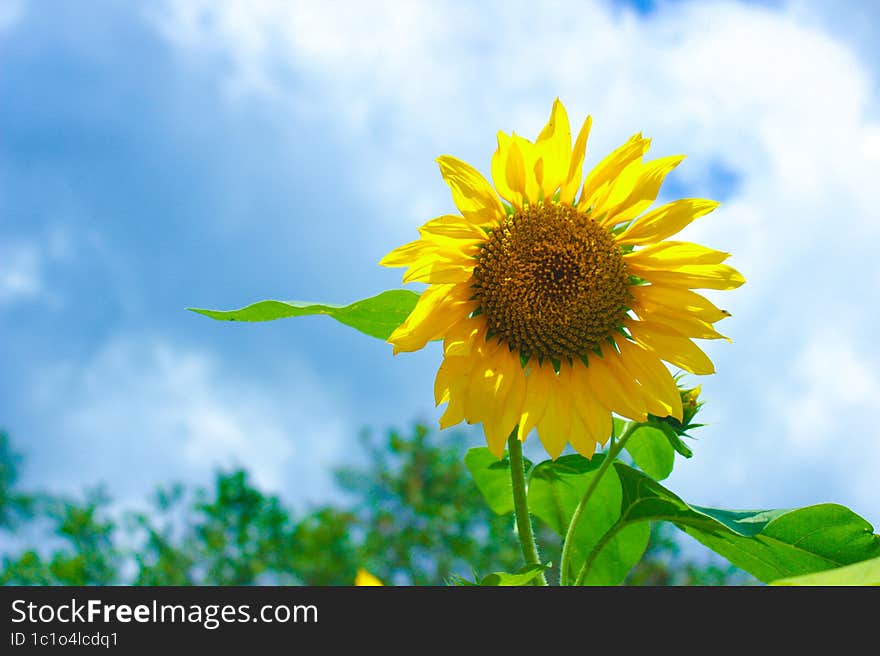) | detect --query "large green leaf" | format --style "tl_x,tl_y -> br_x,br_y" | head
574,463 -> 880,584
464,447 -> 514,516
527,454 -> 604,534
684,502 -> 880,583
528,454 -> 650,586
624,425 -> 675,481
188,289 -> 420,340
771,555 -> 880,586
582,522 -> 650,586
